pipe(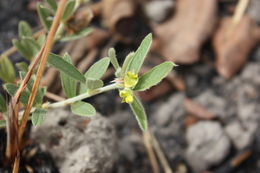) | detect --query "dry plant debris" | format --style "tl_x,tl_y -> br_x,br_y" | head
213,16 -> 260,79
154,0 -> 217,64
